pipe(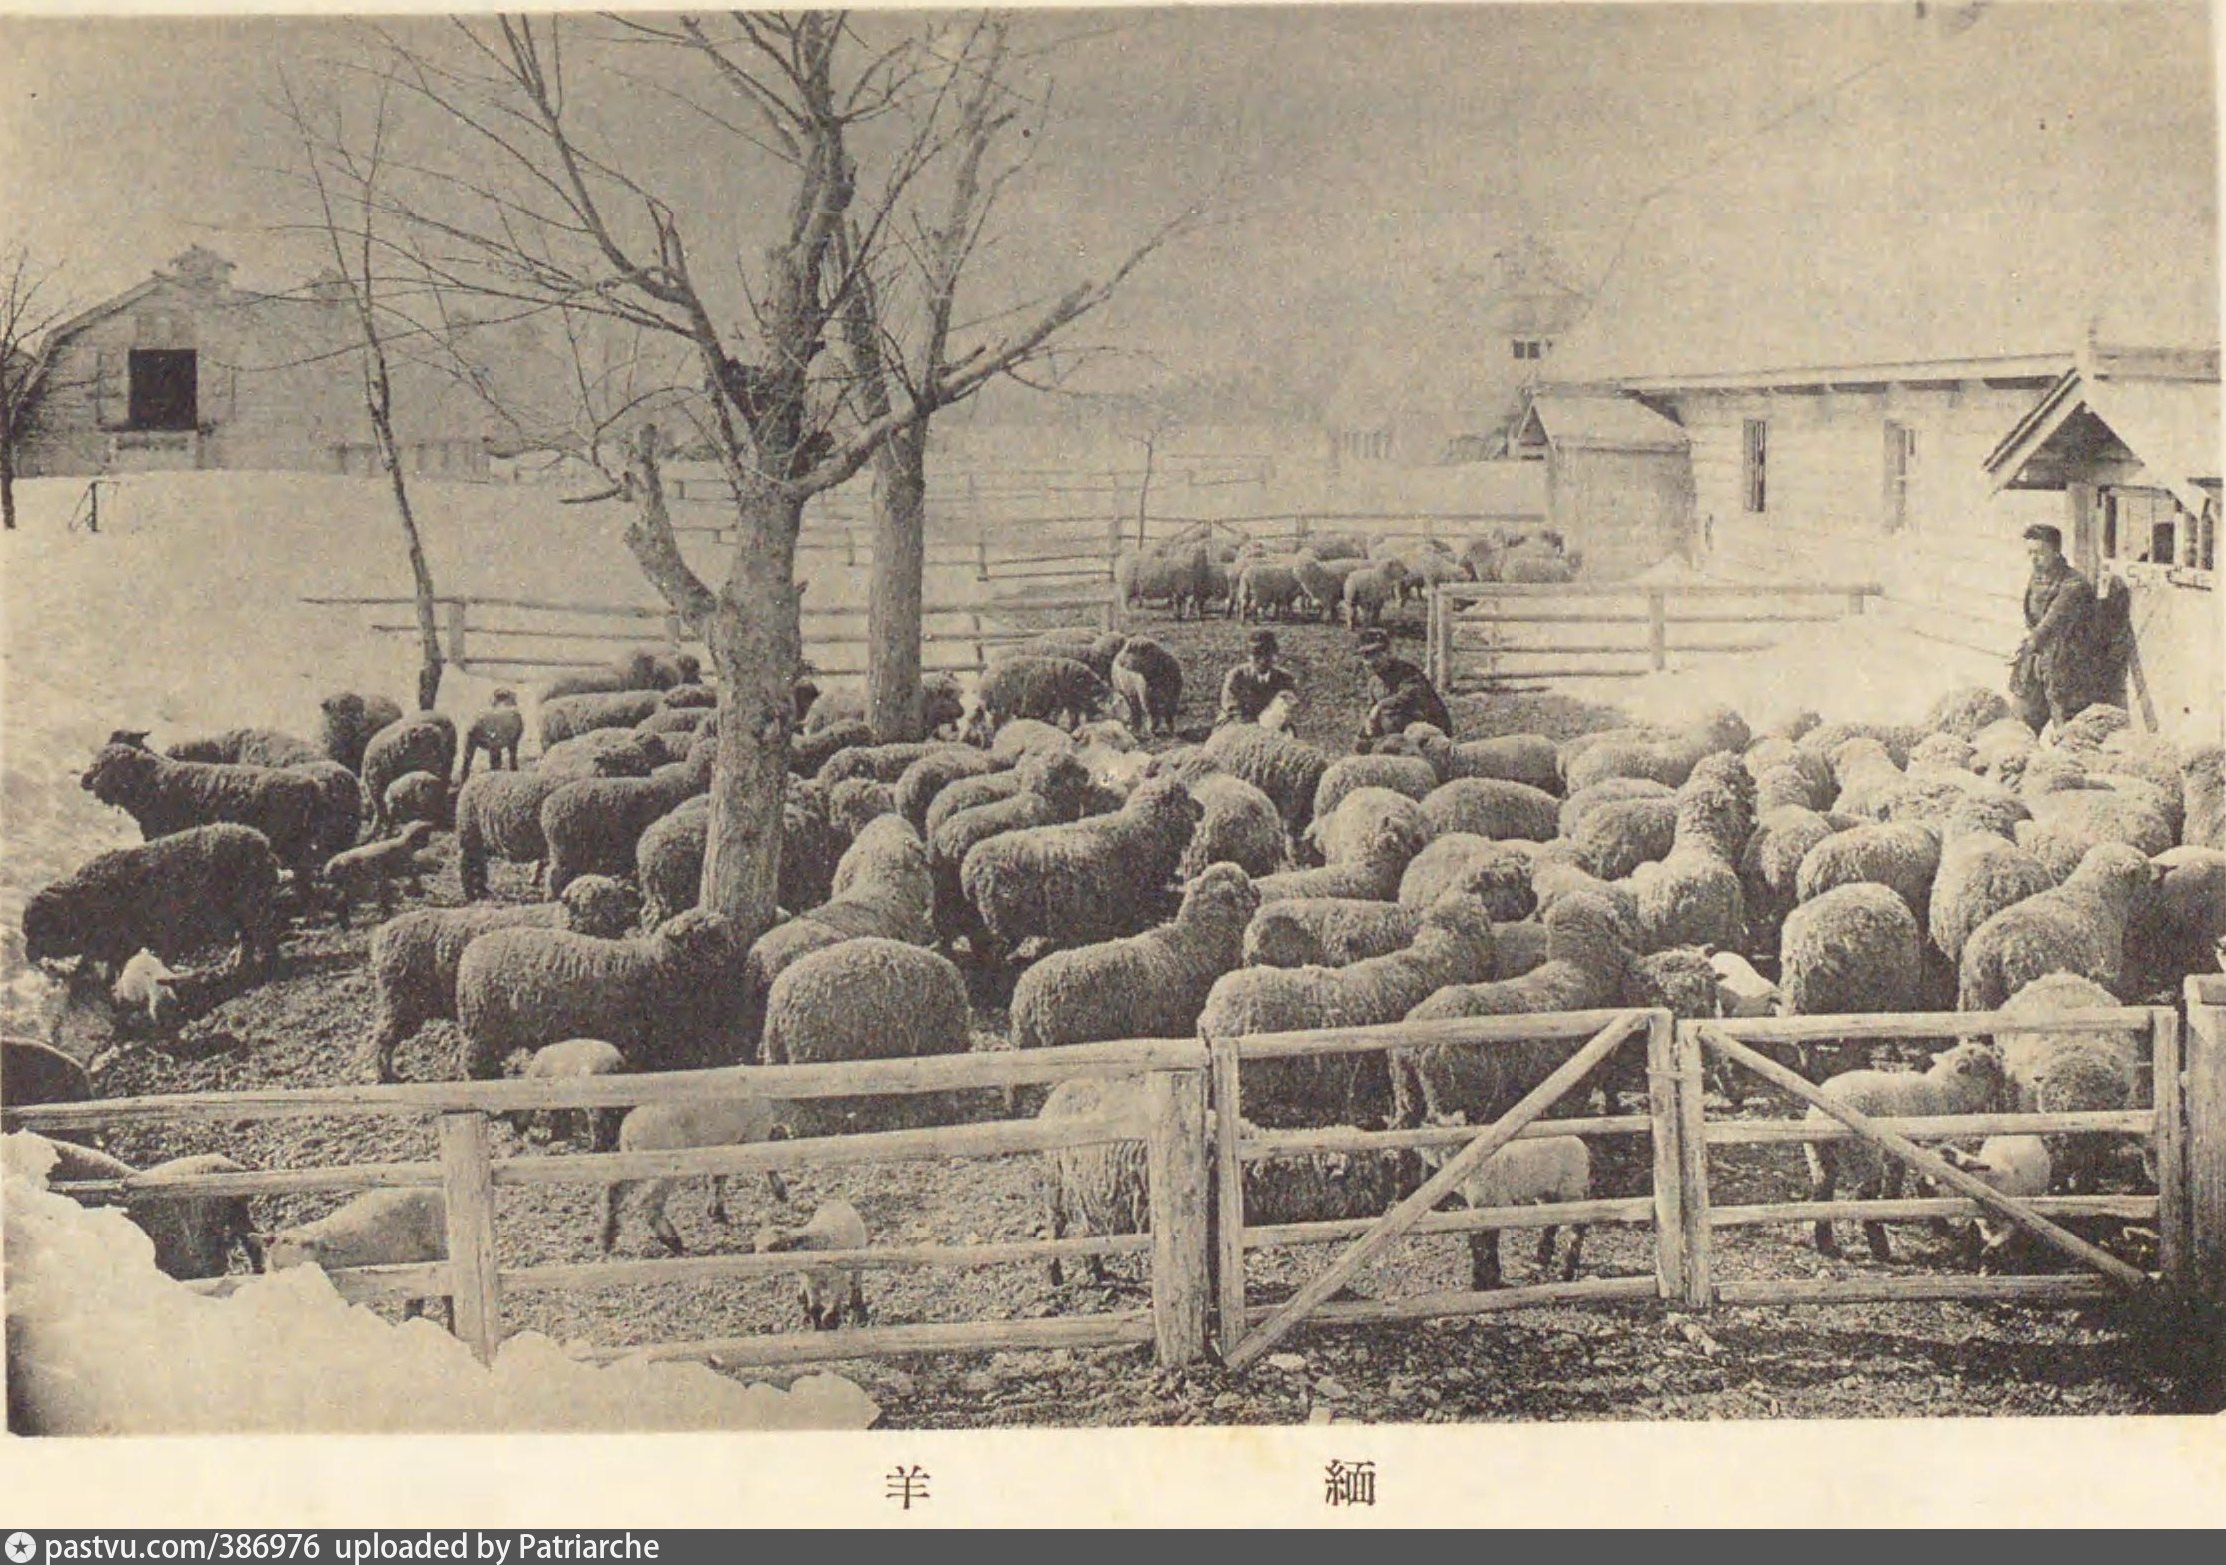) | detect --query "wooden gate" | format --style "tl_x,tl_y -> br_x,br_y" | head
1213,1009 -> 1667,1373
